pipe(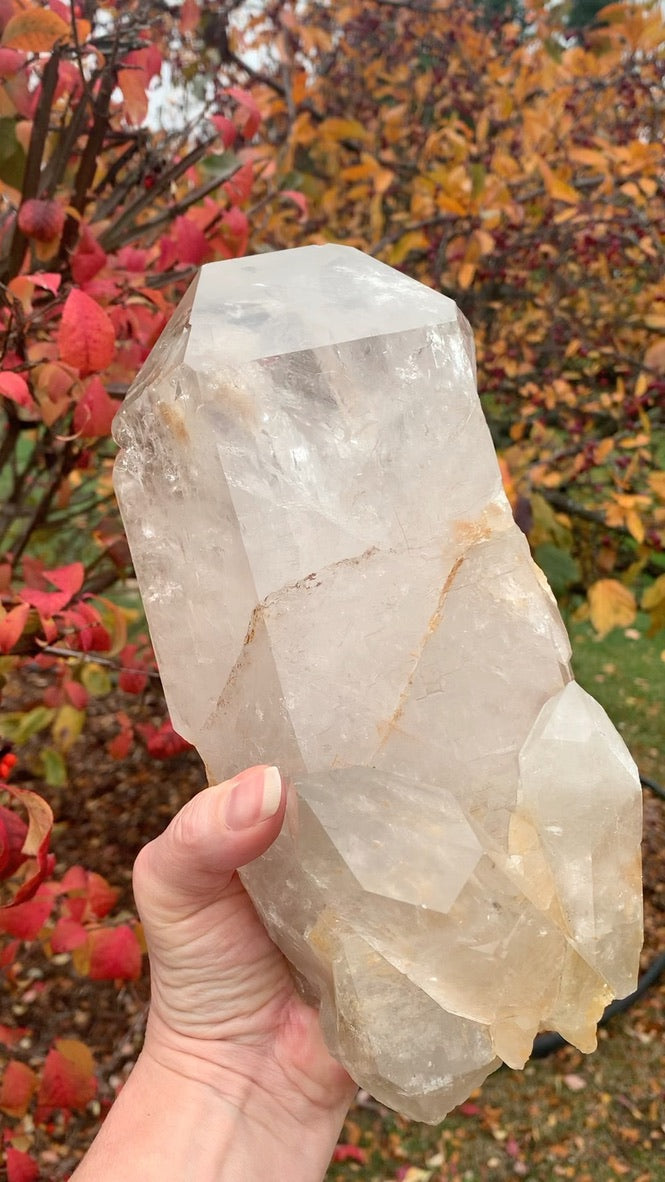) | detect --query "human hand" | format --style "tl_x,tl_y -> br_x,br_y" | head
73,765 -> 356,1182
